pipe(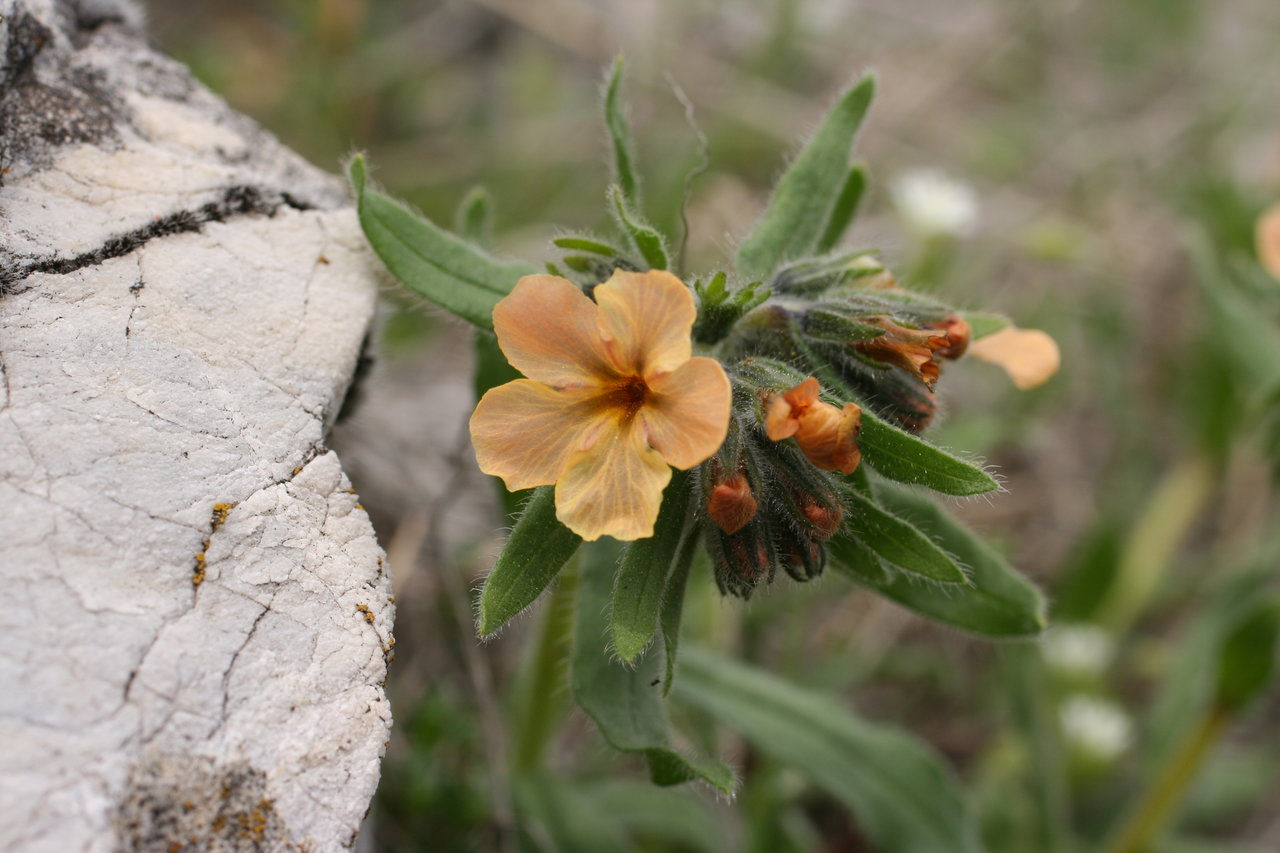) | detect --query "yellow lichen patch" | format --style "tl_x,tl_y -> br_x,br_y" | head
210,502 -> 237,530
355,604 -> 375,625
236,798 -> 274,843
192,548 -> 207,587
